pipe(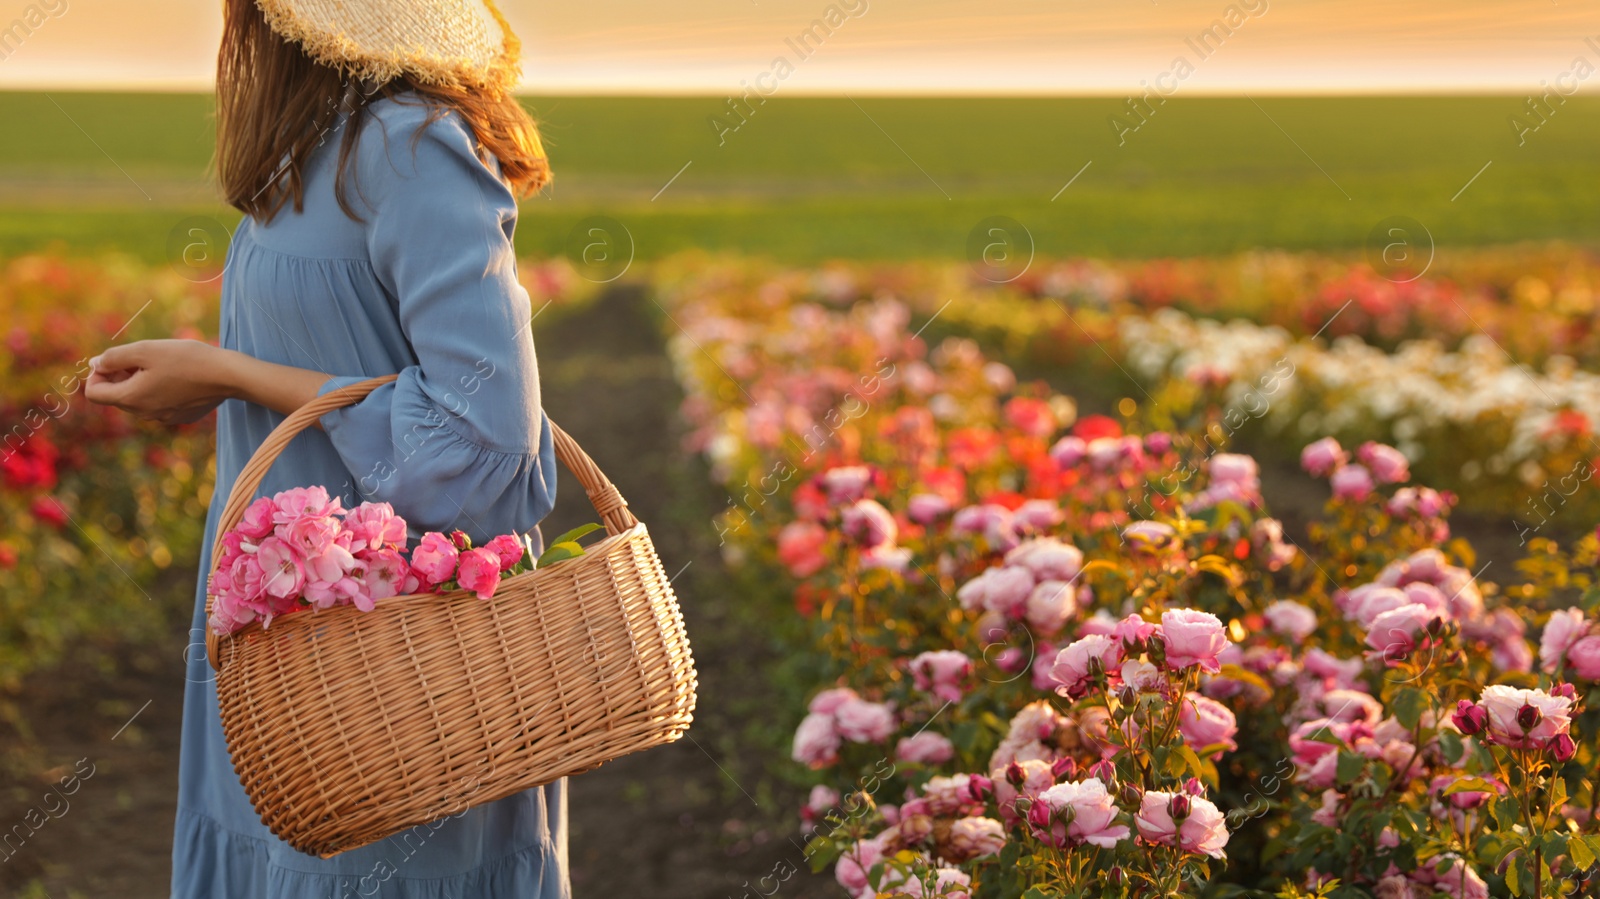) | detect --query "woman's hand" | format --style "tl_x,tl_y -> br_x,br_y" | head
85,339 -> 239,426
85,339 -> 337,426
